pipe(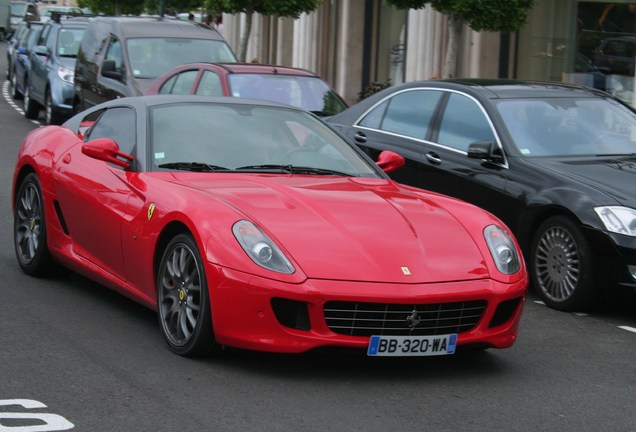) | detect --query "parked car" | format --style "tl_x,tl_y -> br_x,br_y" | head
12,95 -> 527,357
593,35 -> 636,76
146,62 -> 348,116
8,20 -> 43,100
327,79 -> 636,312
73,16 -> 237,112
0,0 -> 10,40
38,5 -> 84,22
5,18 -> 29,79
23,16 -> 88,124
8,1 -> 38,34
